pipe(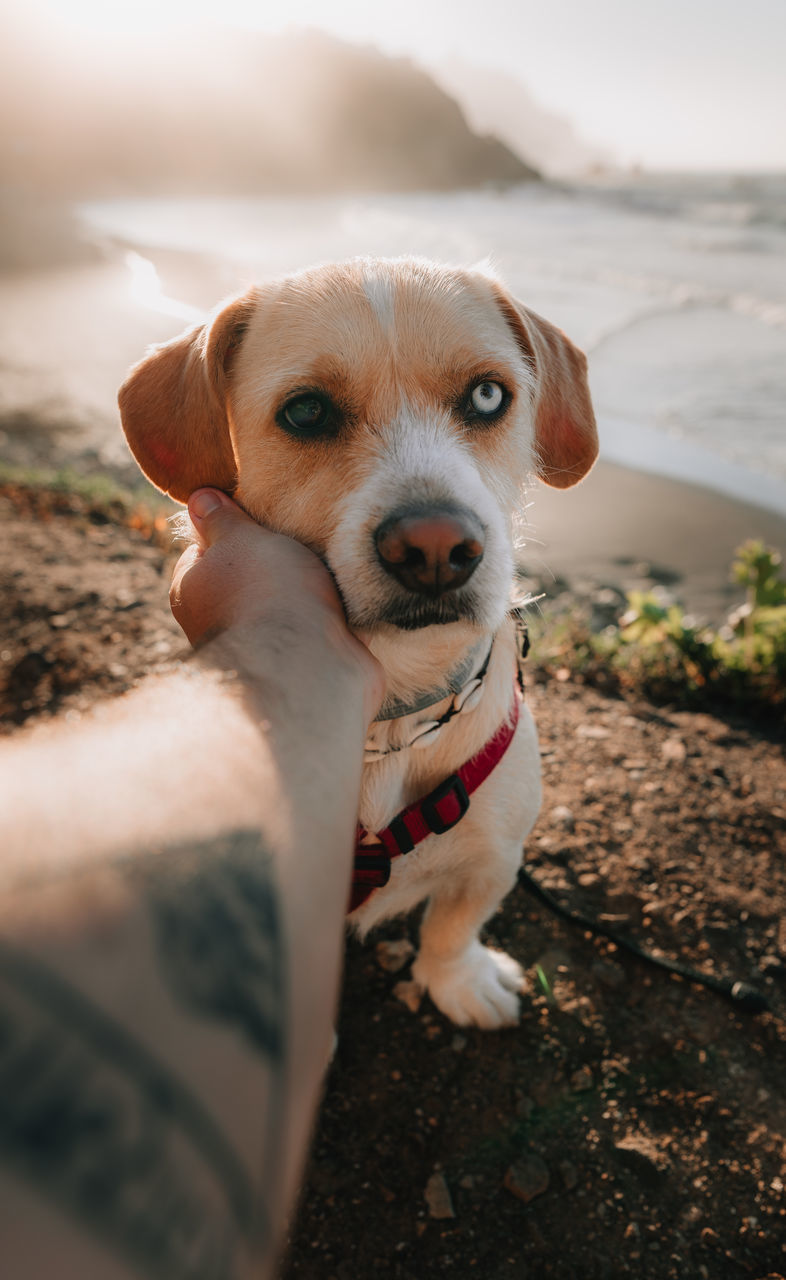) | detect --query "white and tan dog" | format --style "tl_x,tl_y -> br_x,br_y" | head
119,257 -> 596,1029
